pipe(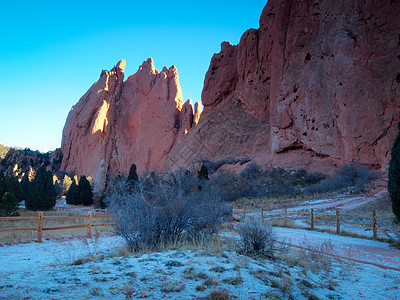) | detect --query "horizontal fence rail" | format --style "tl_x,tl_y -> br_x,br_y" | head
0,211 -> 115,243
232,207 -> 400,242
